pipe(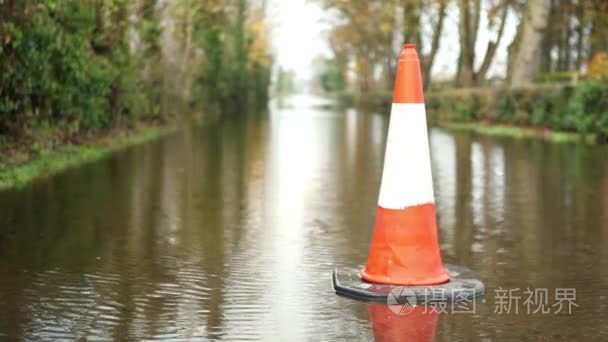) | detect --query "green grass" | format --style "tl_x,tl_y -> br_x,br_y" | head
0,124 -> 179,191
438,122 -> 596,144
